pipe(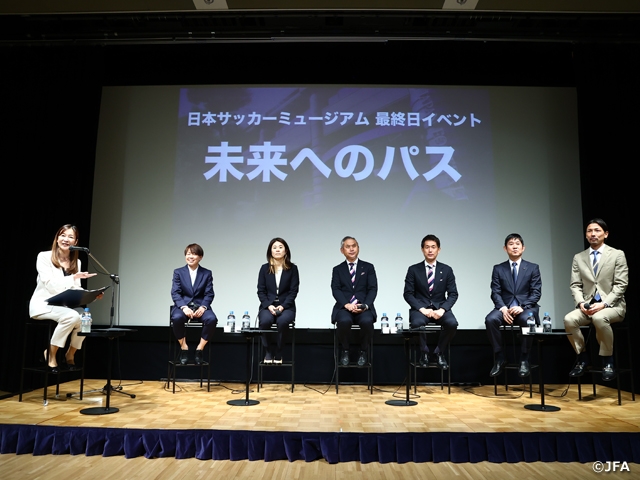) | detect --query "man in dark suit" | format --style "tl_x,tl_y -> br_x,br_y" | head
331,236 -> 378,366
404,234 -> 458,369
171,243 -> 217,365
564,218 -> 628,381
485,233 -> 541,377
